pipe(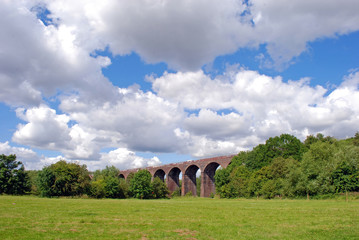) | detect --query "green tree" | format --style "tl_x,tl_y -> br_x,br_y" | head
151,177 -> 169,199
89,179 -> 106,198
0,154 -> 30,195
265,134 -> 305,161
298,141 -> 337,197
130,170 -> 153,199
215,168 -> 230,194
245,134 -> 305,170
251,157 -> 296,198
221,165 -> 251,198
26,170 -> 40,195
37,160 -> 90,197
89,166 -> 128,199
331,145 -> 359,193
37,166 -> 56,197
353,132 -> 359,146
